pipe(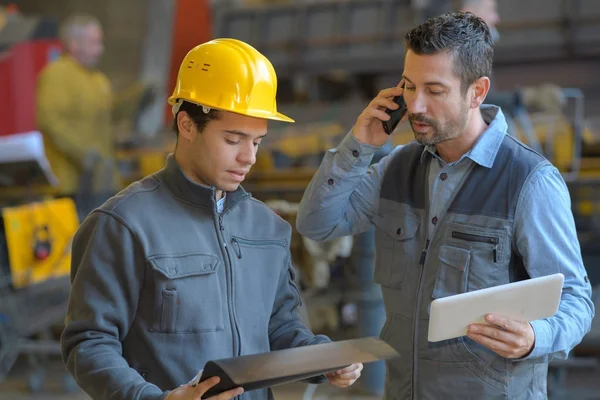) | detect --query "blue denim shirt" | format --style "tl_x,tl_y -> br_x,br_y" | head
424,107 -> 506,242
297,105 -> 594,361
